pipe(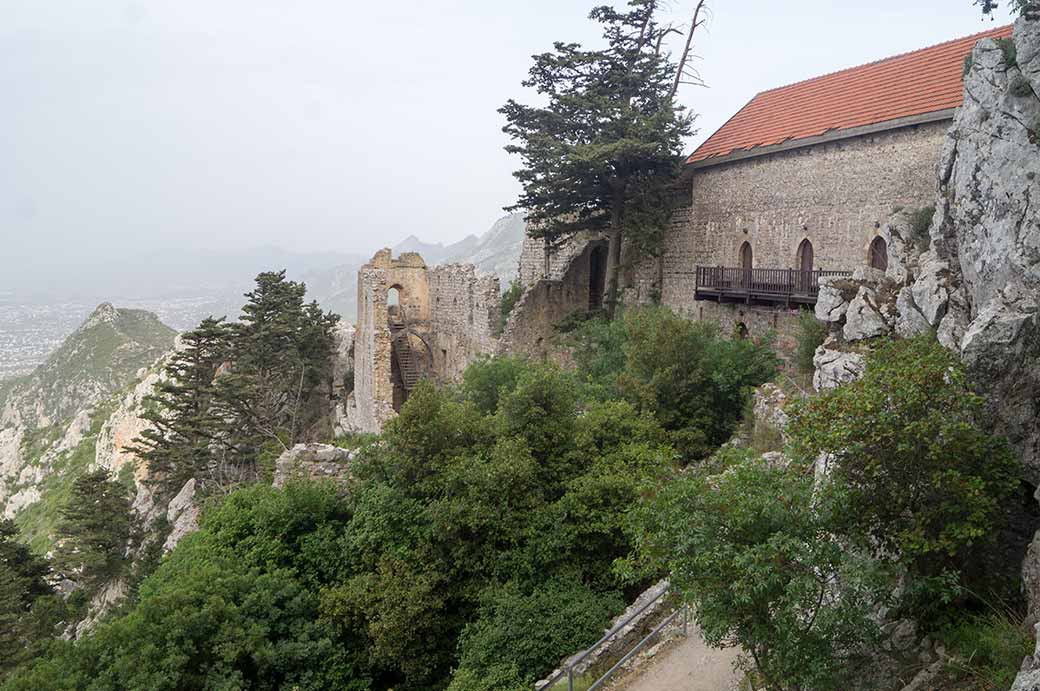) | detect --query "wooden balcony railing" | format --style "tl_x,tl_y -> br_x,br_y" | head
694,266 -> 851,306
